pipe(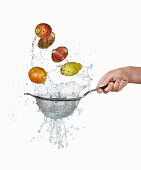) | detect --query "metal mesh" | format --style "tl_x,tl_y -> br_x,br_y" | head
36,98 -> 80,119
